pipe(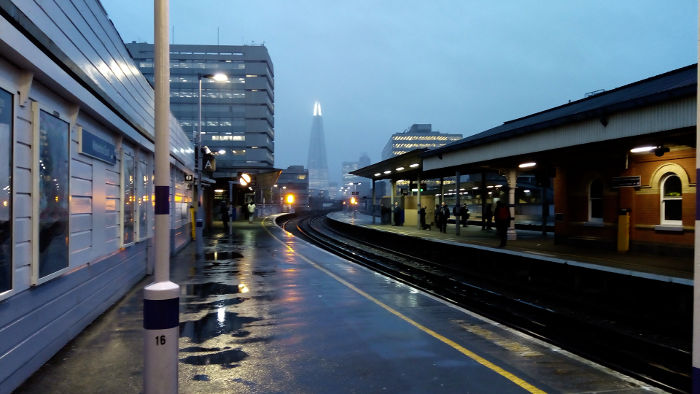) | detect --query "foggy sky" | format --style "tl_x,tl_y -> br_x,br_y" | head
100,0 -> 697,184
